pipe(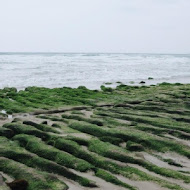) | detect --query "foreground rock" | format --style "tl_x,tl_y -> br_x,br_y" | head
6,179 -> 28,190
